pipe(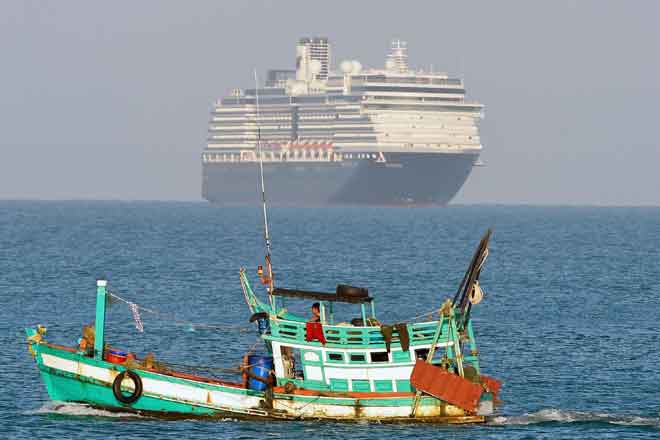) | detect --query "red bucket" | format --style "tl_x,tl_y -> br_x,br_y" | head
105,349 -> 128,364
